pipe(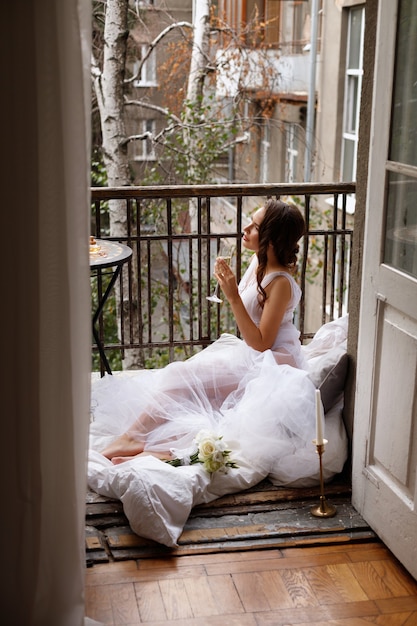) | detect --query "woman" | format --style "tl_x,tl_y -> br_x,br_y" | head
95,199 -> 310,467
